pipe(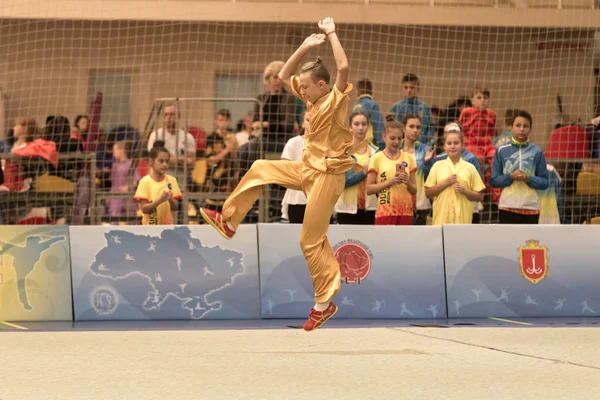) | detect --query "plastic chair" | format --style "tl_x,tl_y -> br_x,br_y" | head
33,172 -> 74,193
575,172 -> 600,195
